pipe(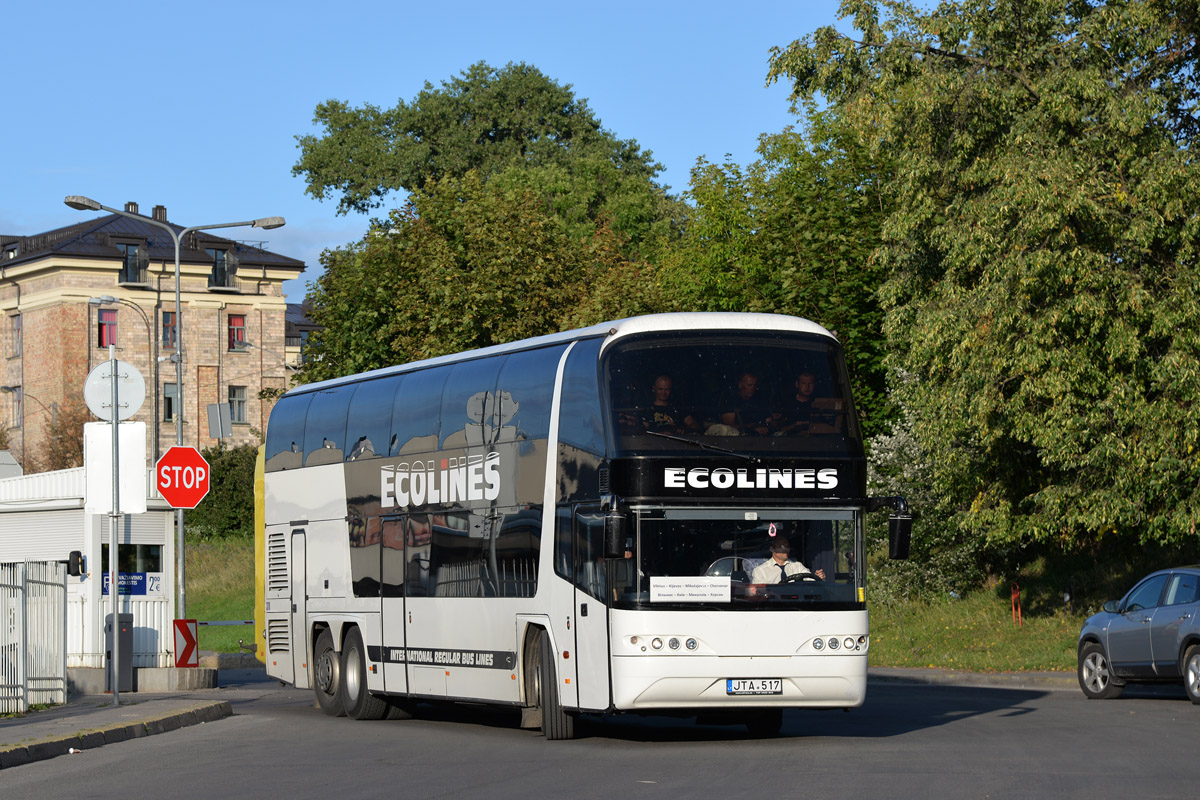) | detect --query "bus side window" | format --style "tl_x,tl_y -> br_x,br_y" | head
393,368 -> 447,455
440,359 -> 503,449
303,385 -> 354,466
345,376 -> 401,461
264,393 -> 310,472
